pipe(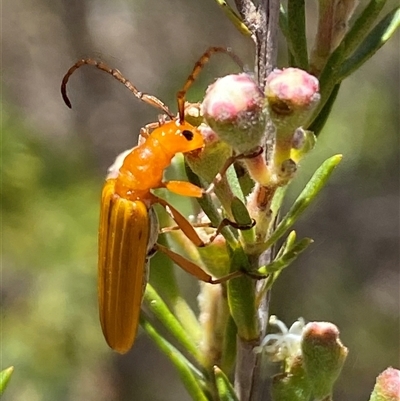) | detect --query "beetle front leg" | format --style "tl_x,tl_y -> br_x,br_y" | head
205,146 -> 264,194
